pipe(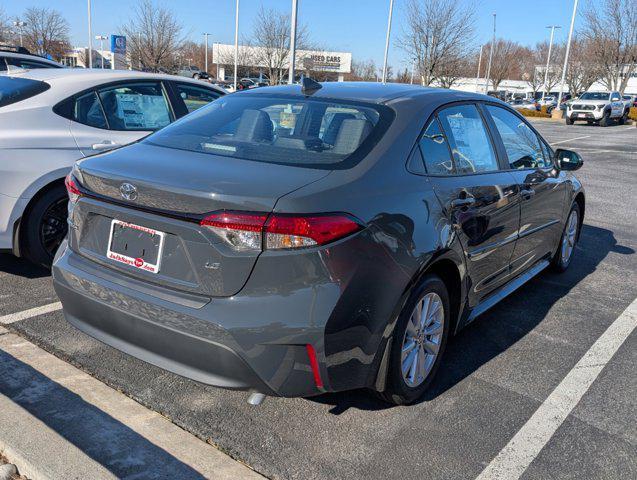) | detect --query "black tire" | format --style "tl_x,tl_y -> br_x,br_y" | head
22,184 -> 68,268
377,275 -> 450,405
600,110 -> 610,127
193,73 -> 201,80
618,109 -> 628,125
565,116 -> 573,125
551,202 -> 581,273
586,120 -> 594,125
